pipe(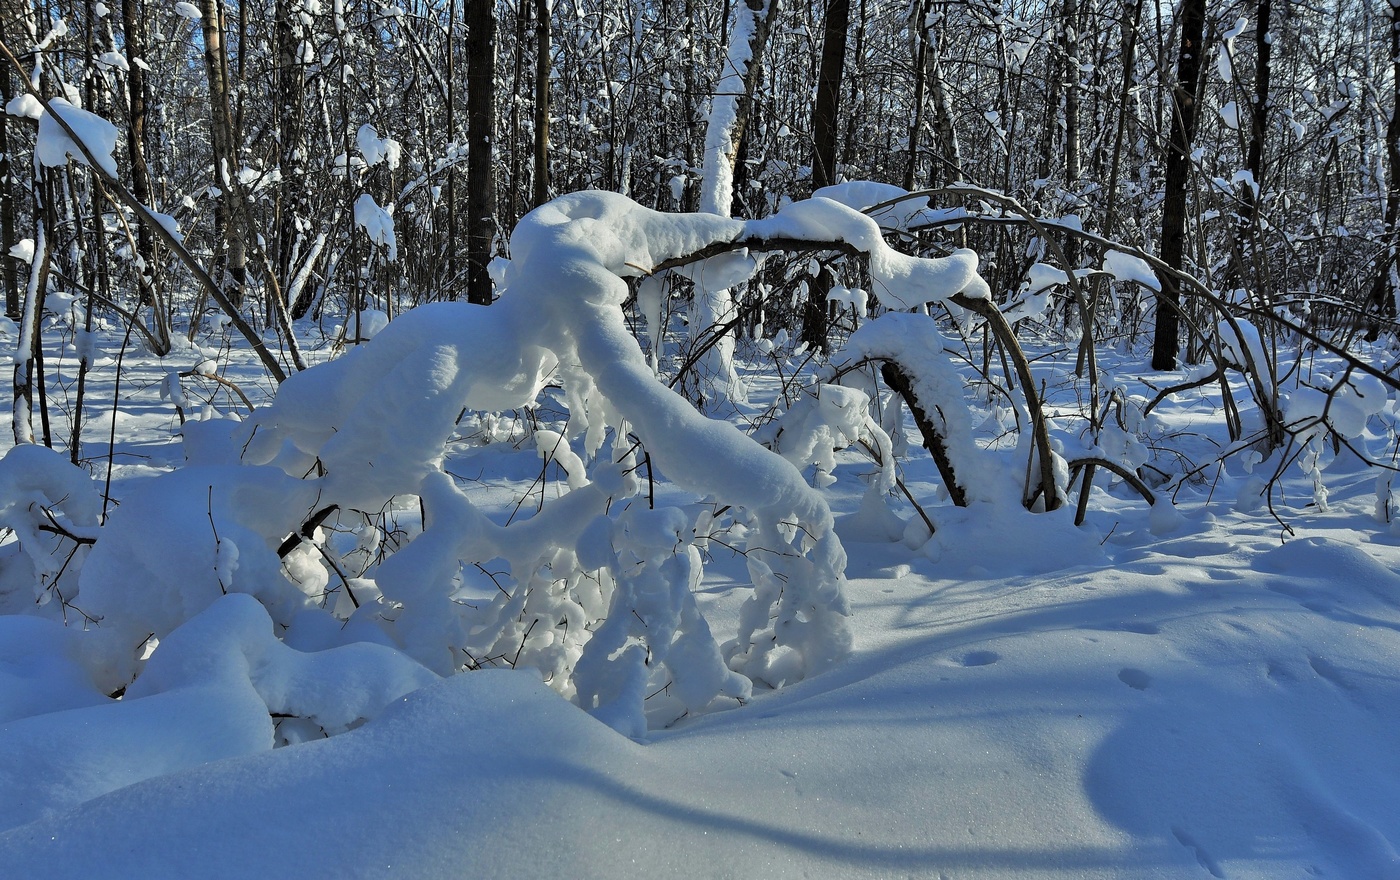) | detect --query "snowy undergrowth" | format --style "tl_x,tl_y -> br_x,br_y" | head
5,328 -> 1400,877
5,190 -> 1400,873
0,189 -> 997,804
